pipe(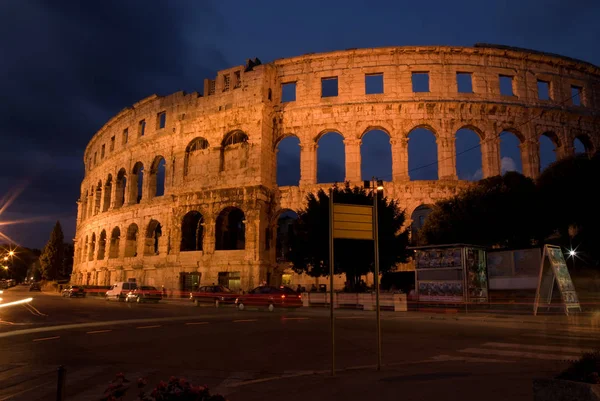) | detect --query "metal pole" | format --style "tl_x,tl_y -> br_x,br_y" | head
373,178 -> 382,371
56,365 -> 66,401
329,187 -> 335,376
